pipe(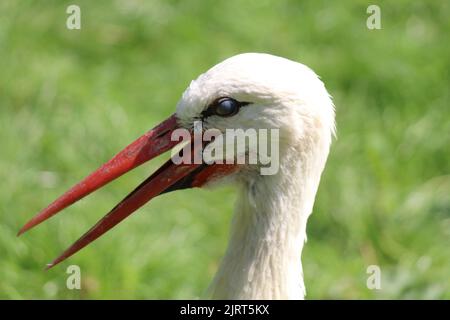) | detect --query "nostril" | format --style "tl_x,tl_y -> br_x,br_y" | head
155,129 -> 170,139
